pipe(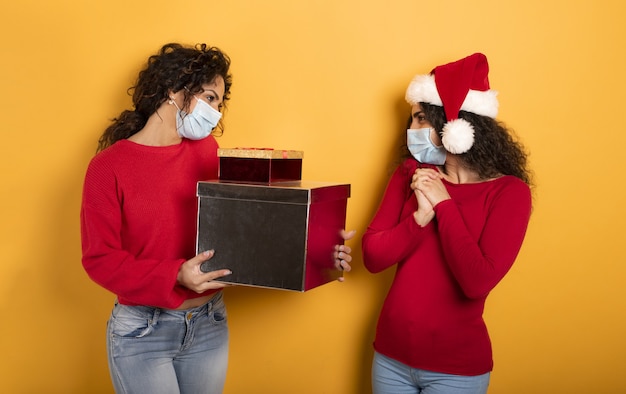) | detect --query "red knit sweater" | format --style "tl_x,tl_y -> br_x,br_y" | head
362,158 -> 532,375
80,137 -> 220,309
